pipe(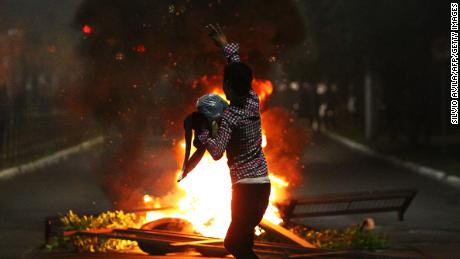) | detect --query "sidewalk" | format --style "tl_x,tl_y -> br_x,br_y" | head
0,142 -> 113,258
0,136 -> 104,181
323,130 -> 460,190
